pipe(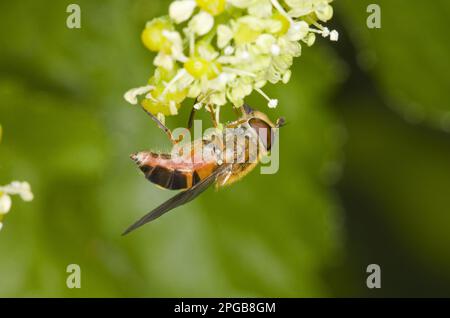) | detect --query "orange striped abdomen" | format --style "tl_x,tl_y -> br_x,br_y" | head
131,151 -> 218,190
